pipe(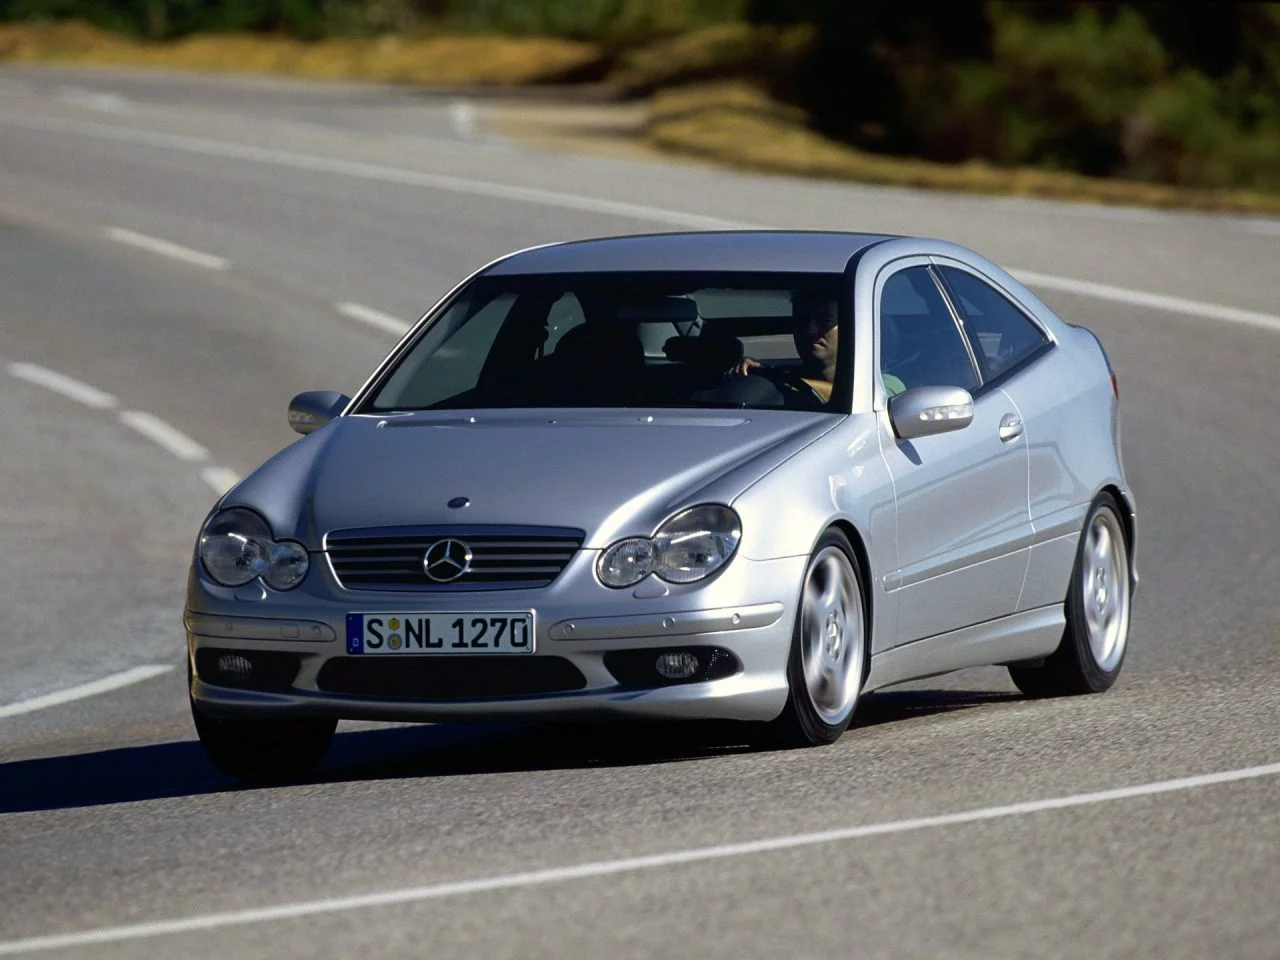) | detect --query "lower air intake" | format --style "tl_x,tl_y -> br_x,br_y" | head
316,655 -> 587,700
